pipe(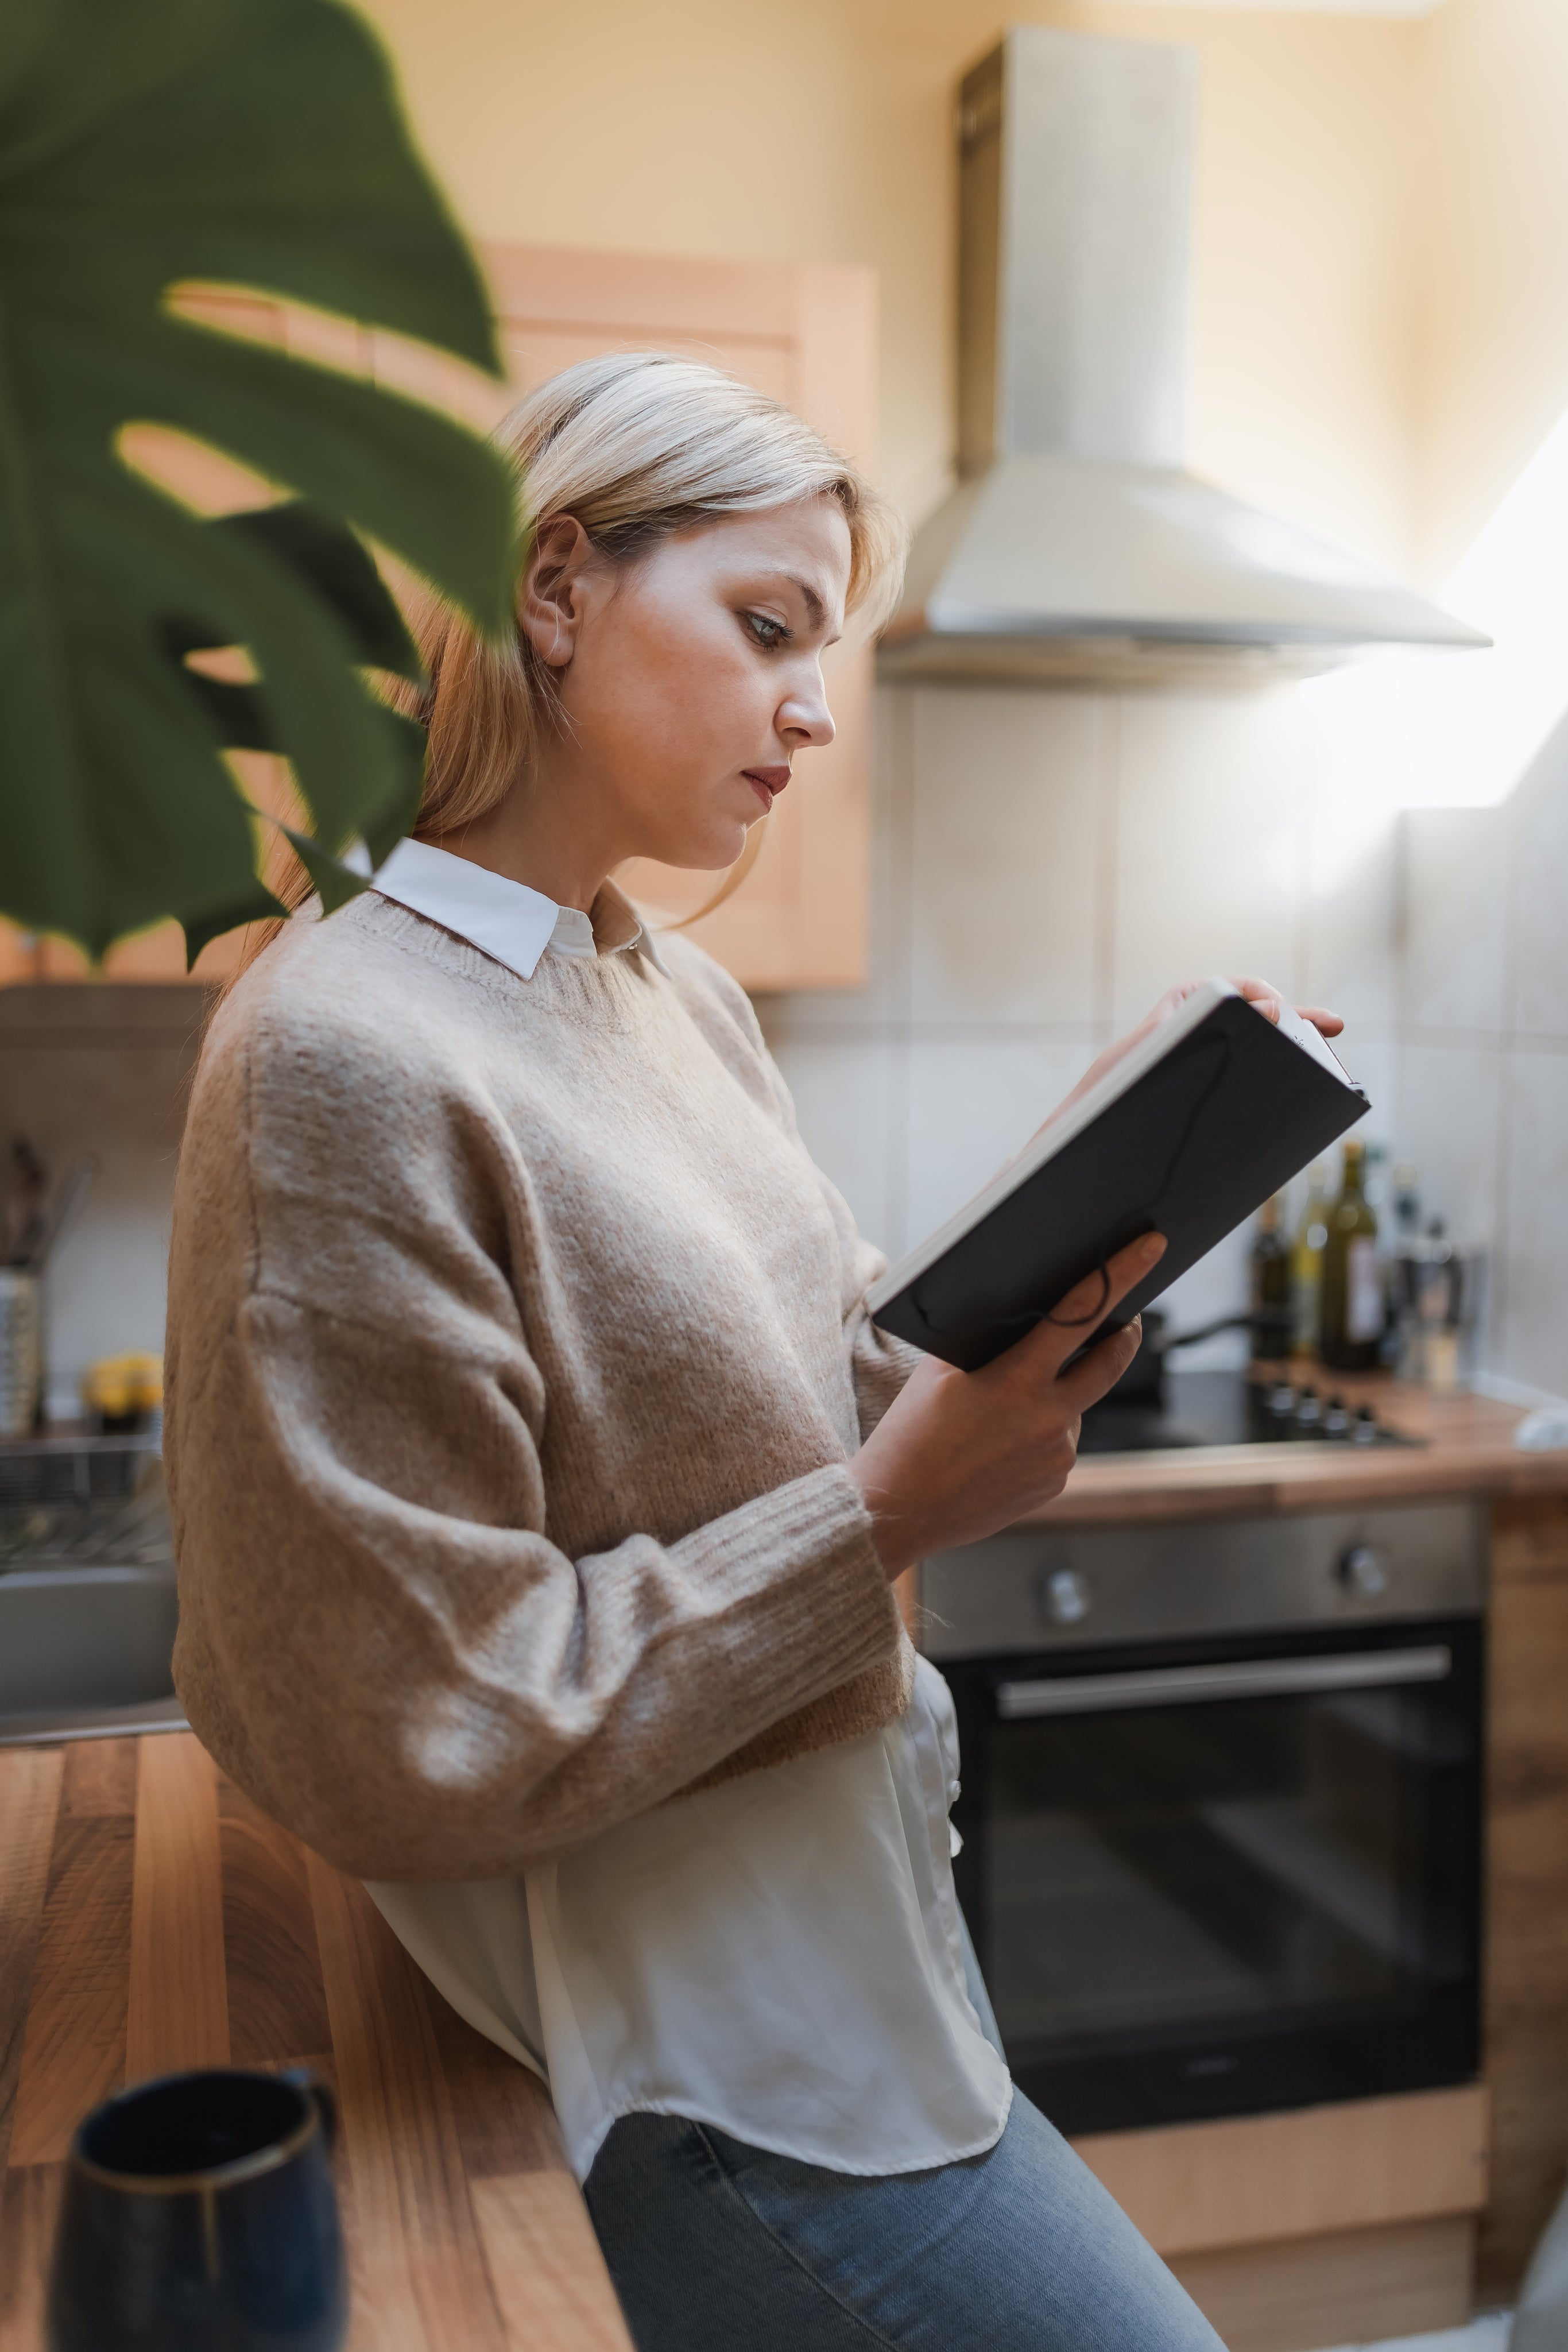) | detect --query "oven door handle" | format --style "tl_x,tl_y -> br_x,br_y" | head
995,1645 -> 1453,1719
